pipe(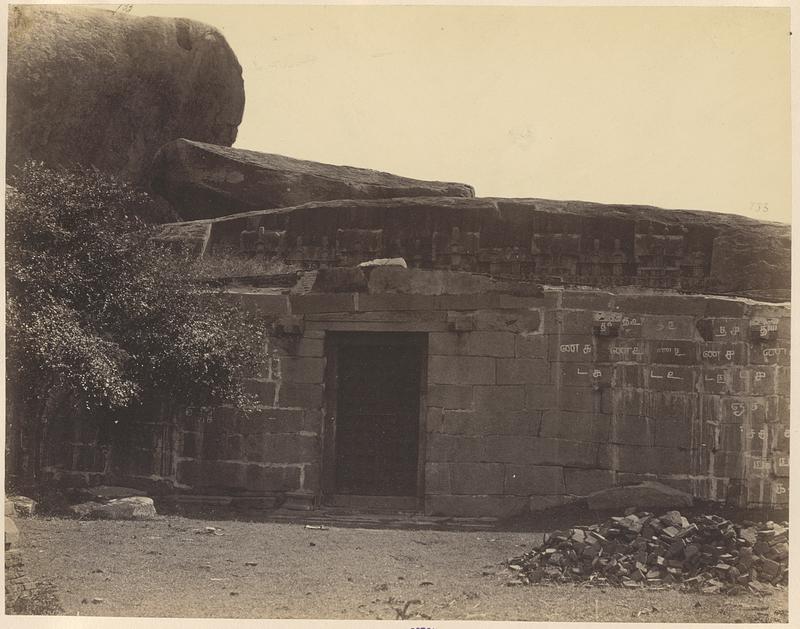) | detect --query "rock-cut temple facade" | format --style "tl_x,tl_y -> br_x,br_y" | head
5,7 -> 791,518
21,139 -> 790,517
